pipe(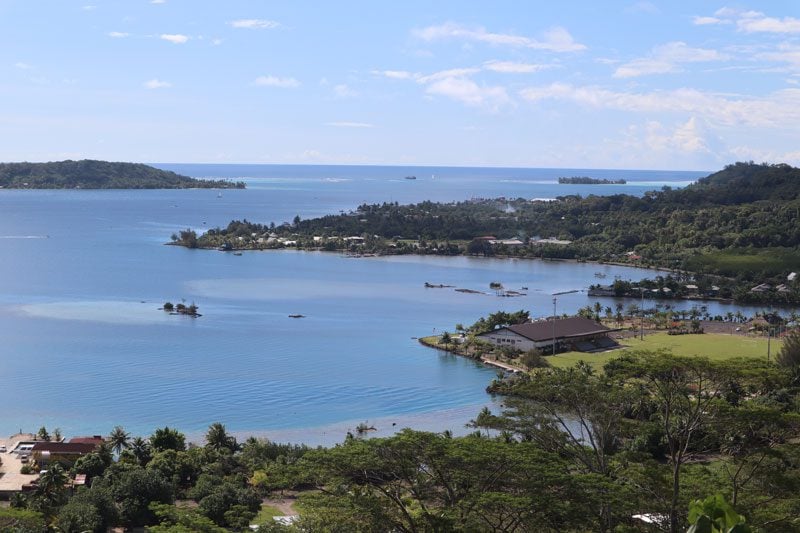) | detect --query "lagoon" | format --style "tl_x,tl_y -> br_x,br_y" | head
0,164 -> 770,445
